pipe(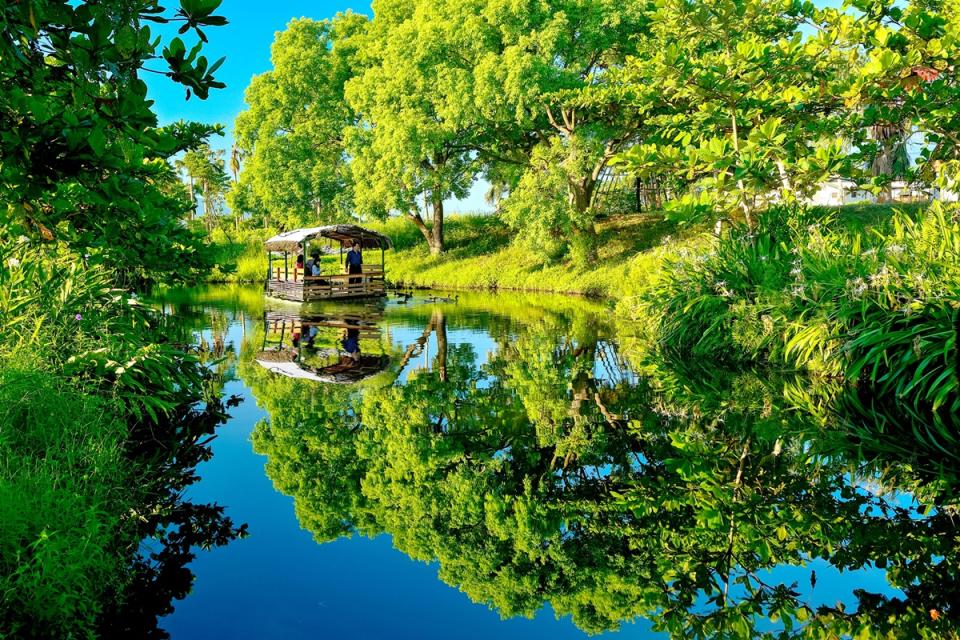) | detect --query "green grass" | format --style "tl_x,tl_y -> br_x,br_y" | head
0,246 -> 238,637
373,213 -> 709,298
207,227 -> 273,283
0,359 -> 131,637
